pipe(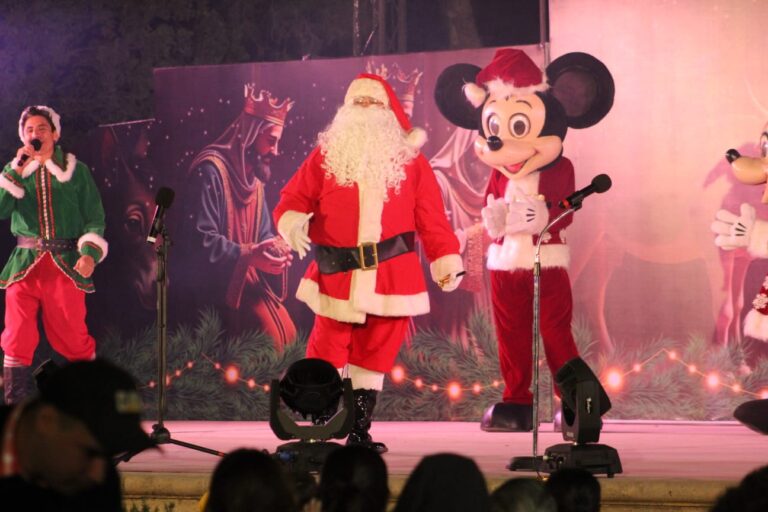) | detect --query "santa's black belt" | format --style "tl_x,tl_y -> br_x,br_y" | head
17,236 -> 78,253
315,232 -> 415,274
